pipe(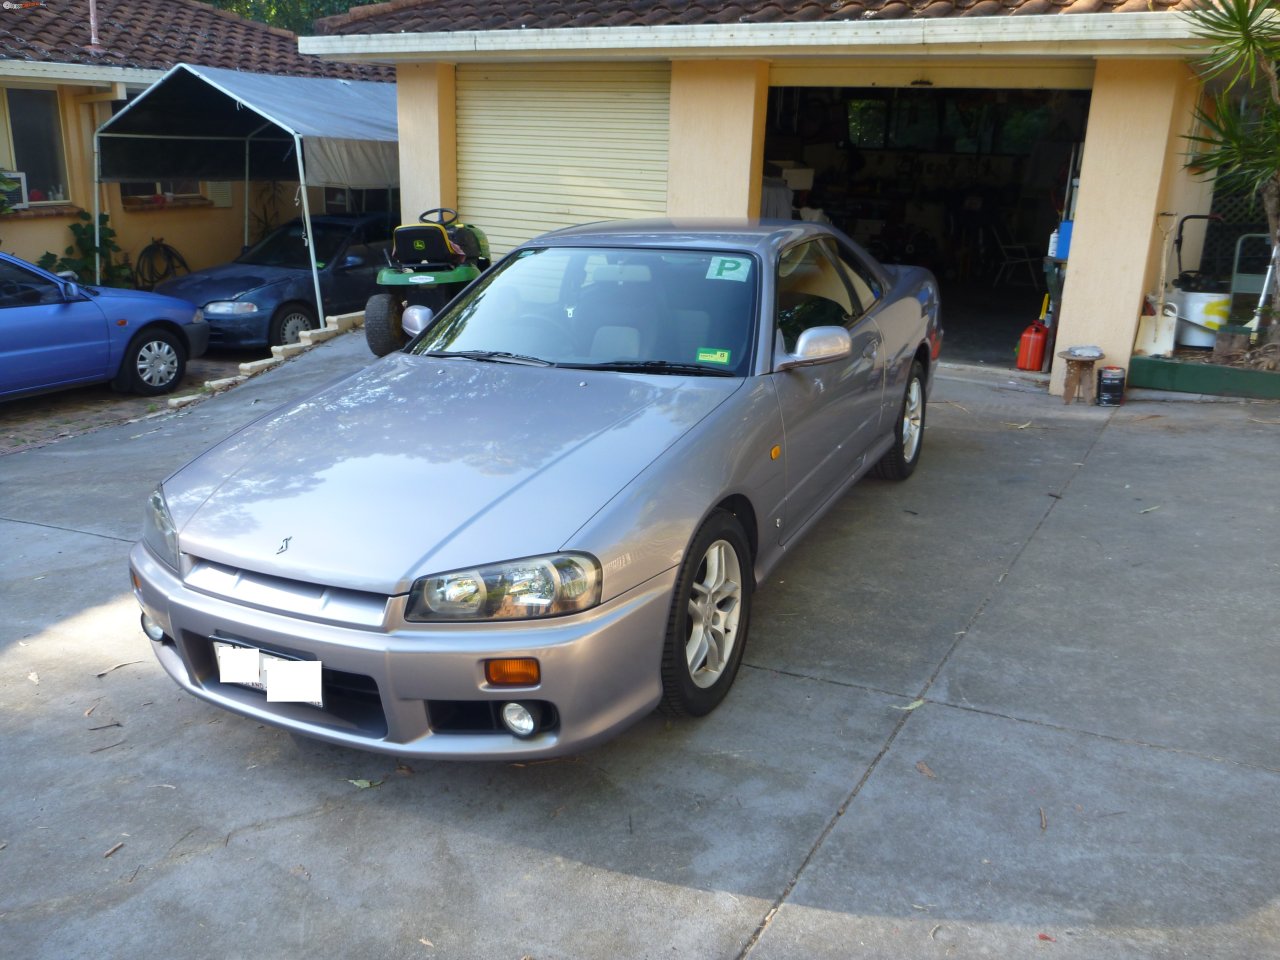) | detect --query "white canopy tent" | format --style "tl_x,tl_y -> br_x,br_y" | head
95,63 -> 398,317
